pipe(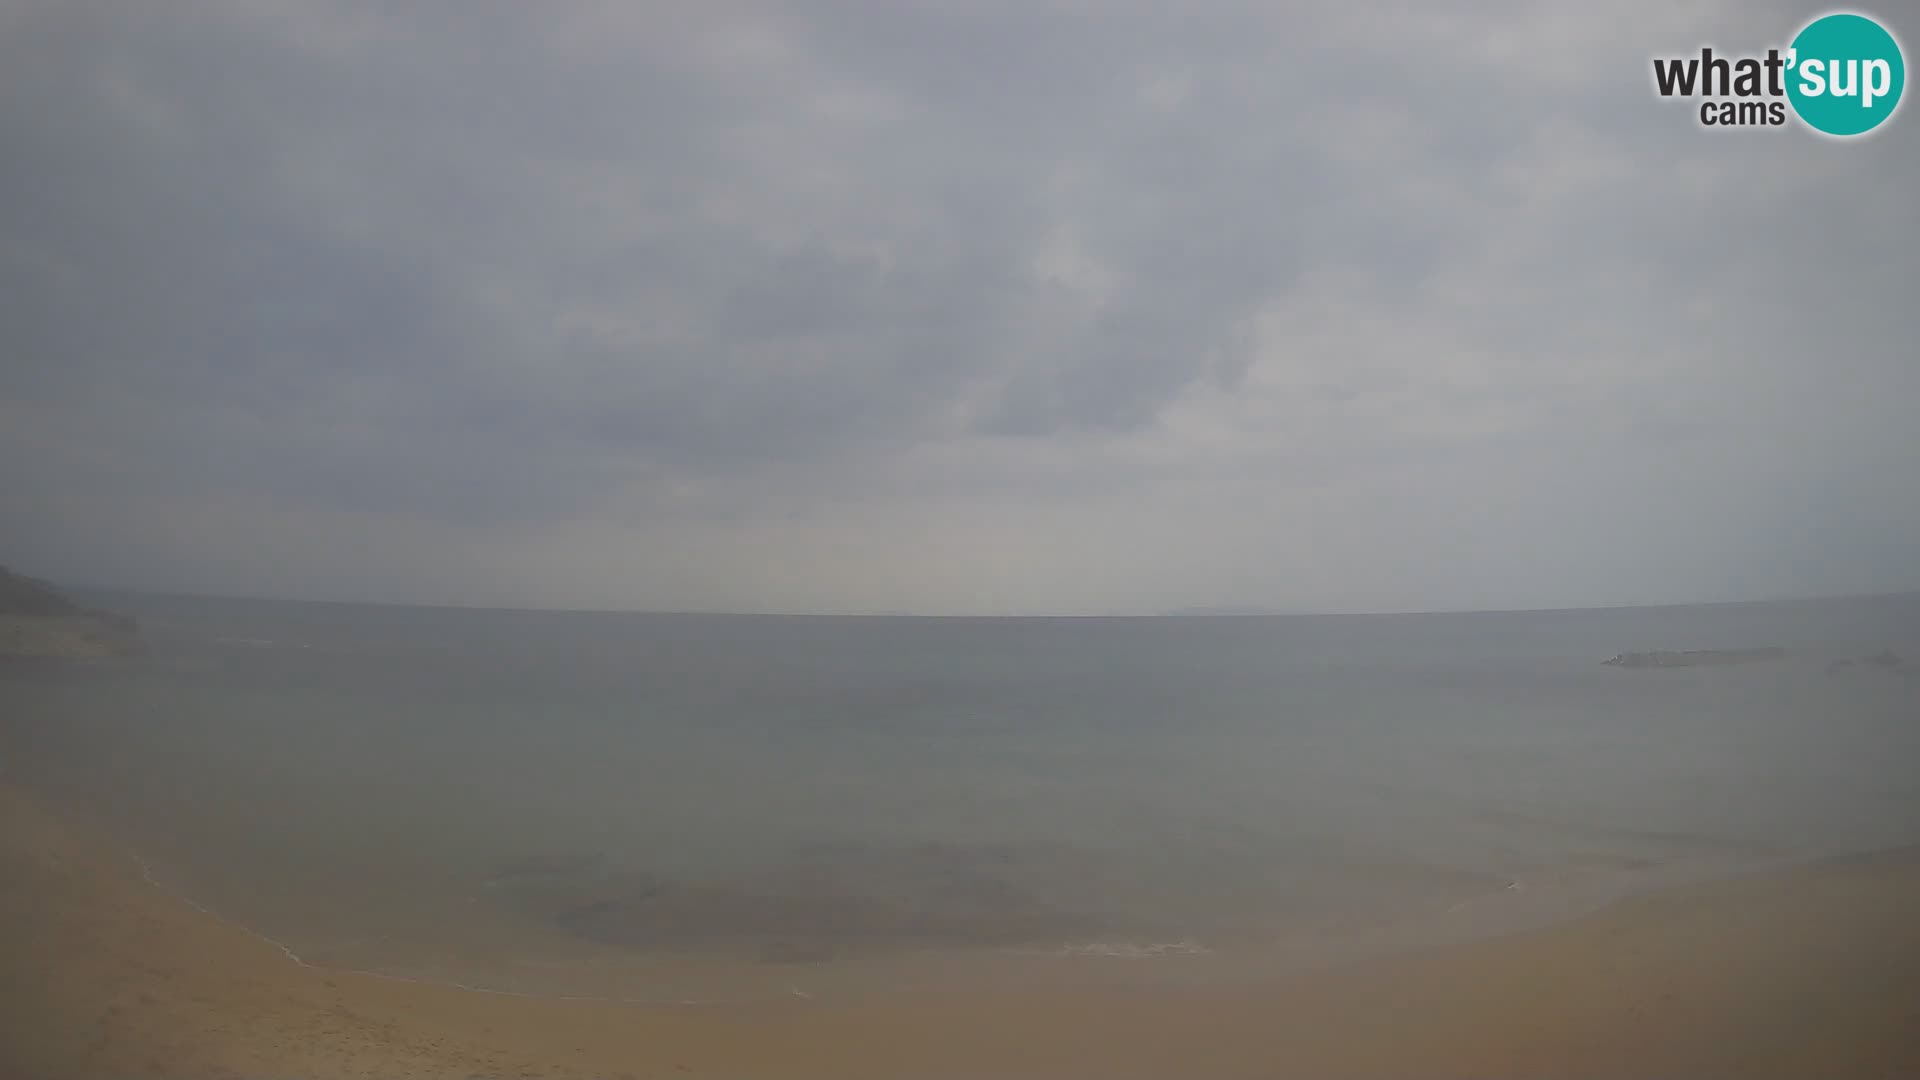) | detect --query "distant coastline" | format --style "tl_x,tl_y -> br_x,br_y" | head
1601,648 -> 1788,669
